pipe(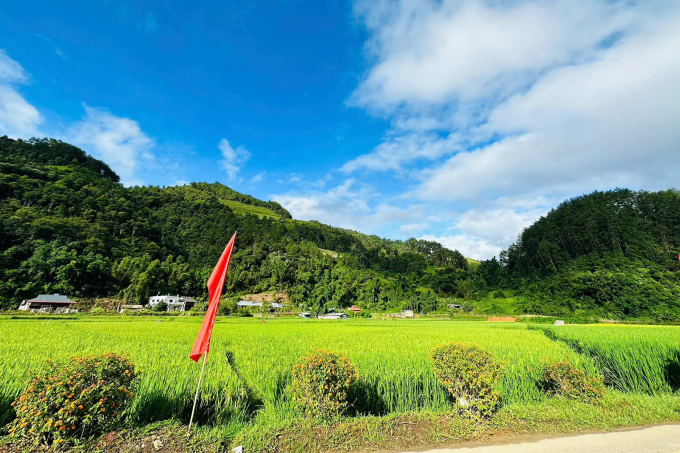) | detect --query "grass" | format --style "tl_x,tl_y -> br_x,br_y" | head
534,324 -> 680,394
473,293 -> 522,315
222,200 -> 280,219
0,317 -> 679,451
